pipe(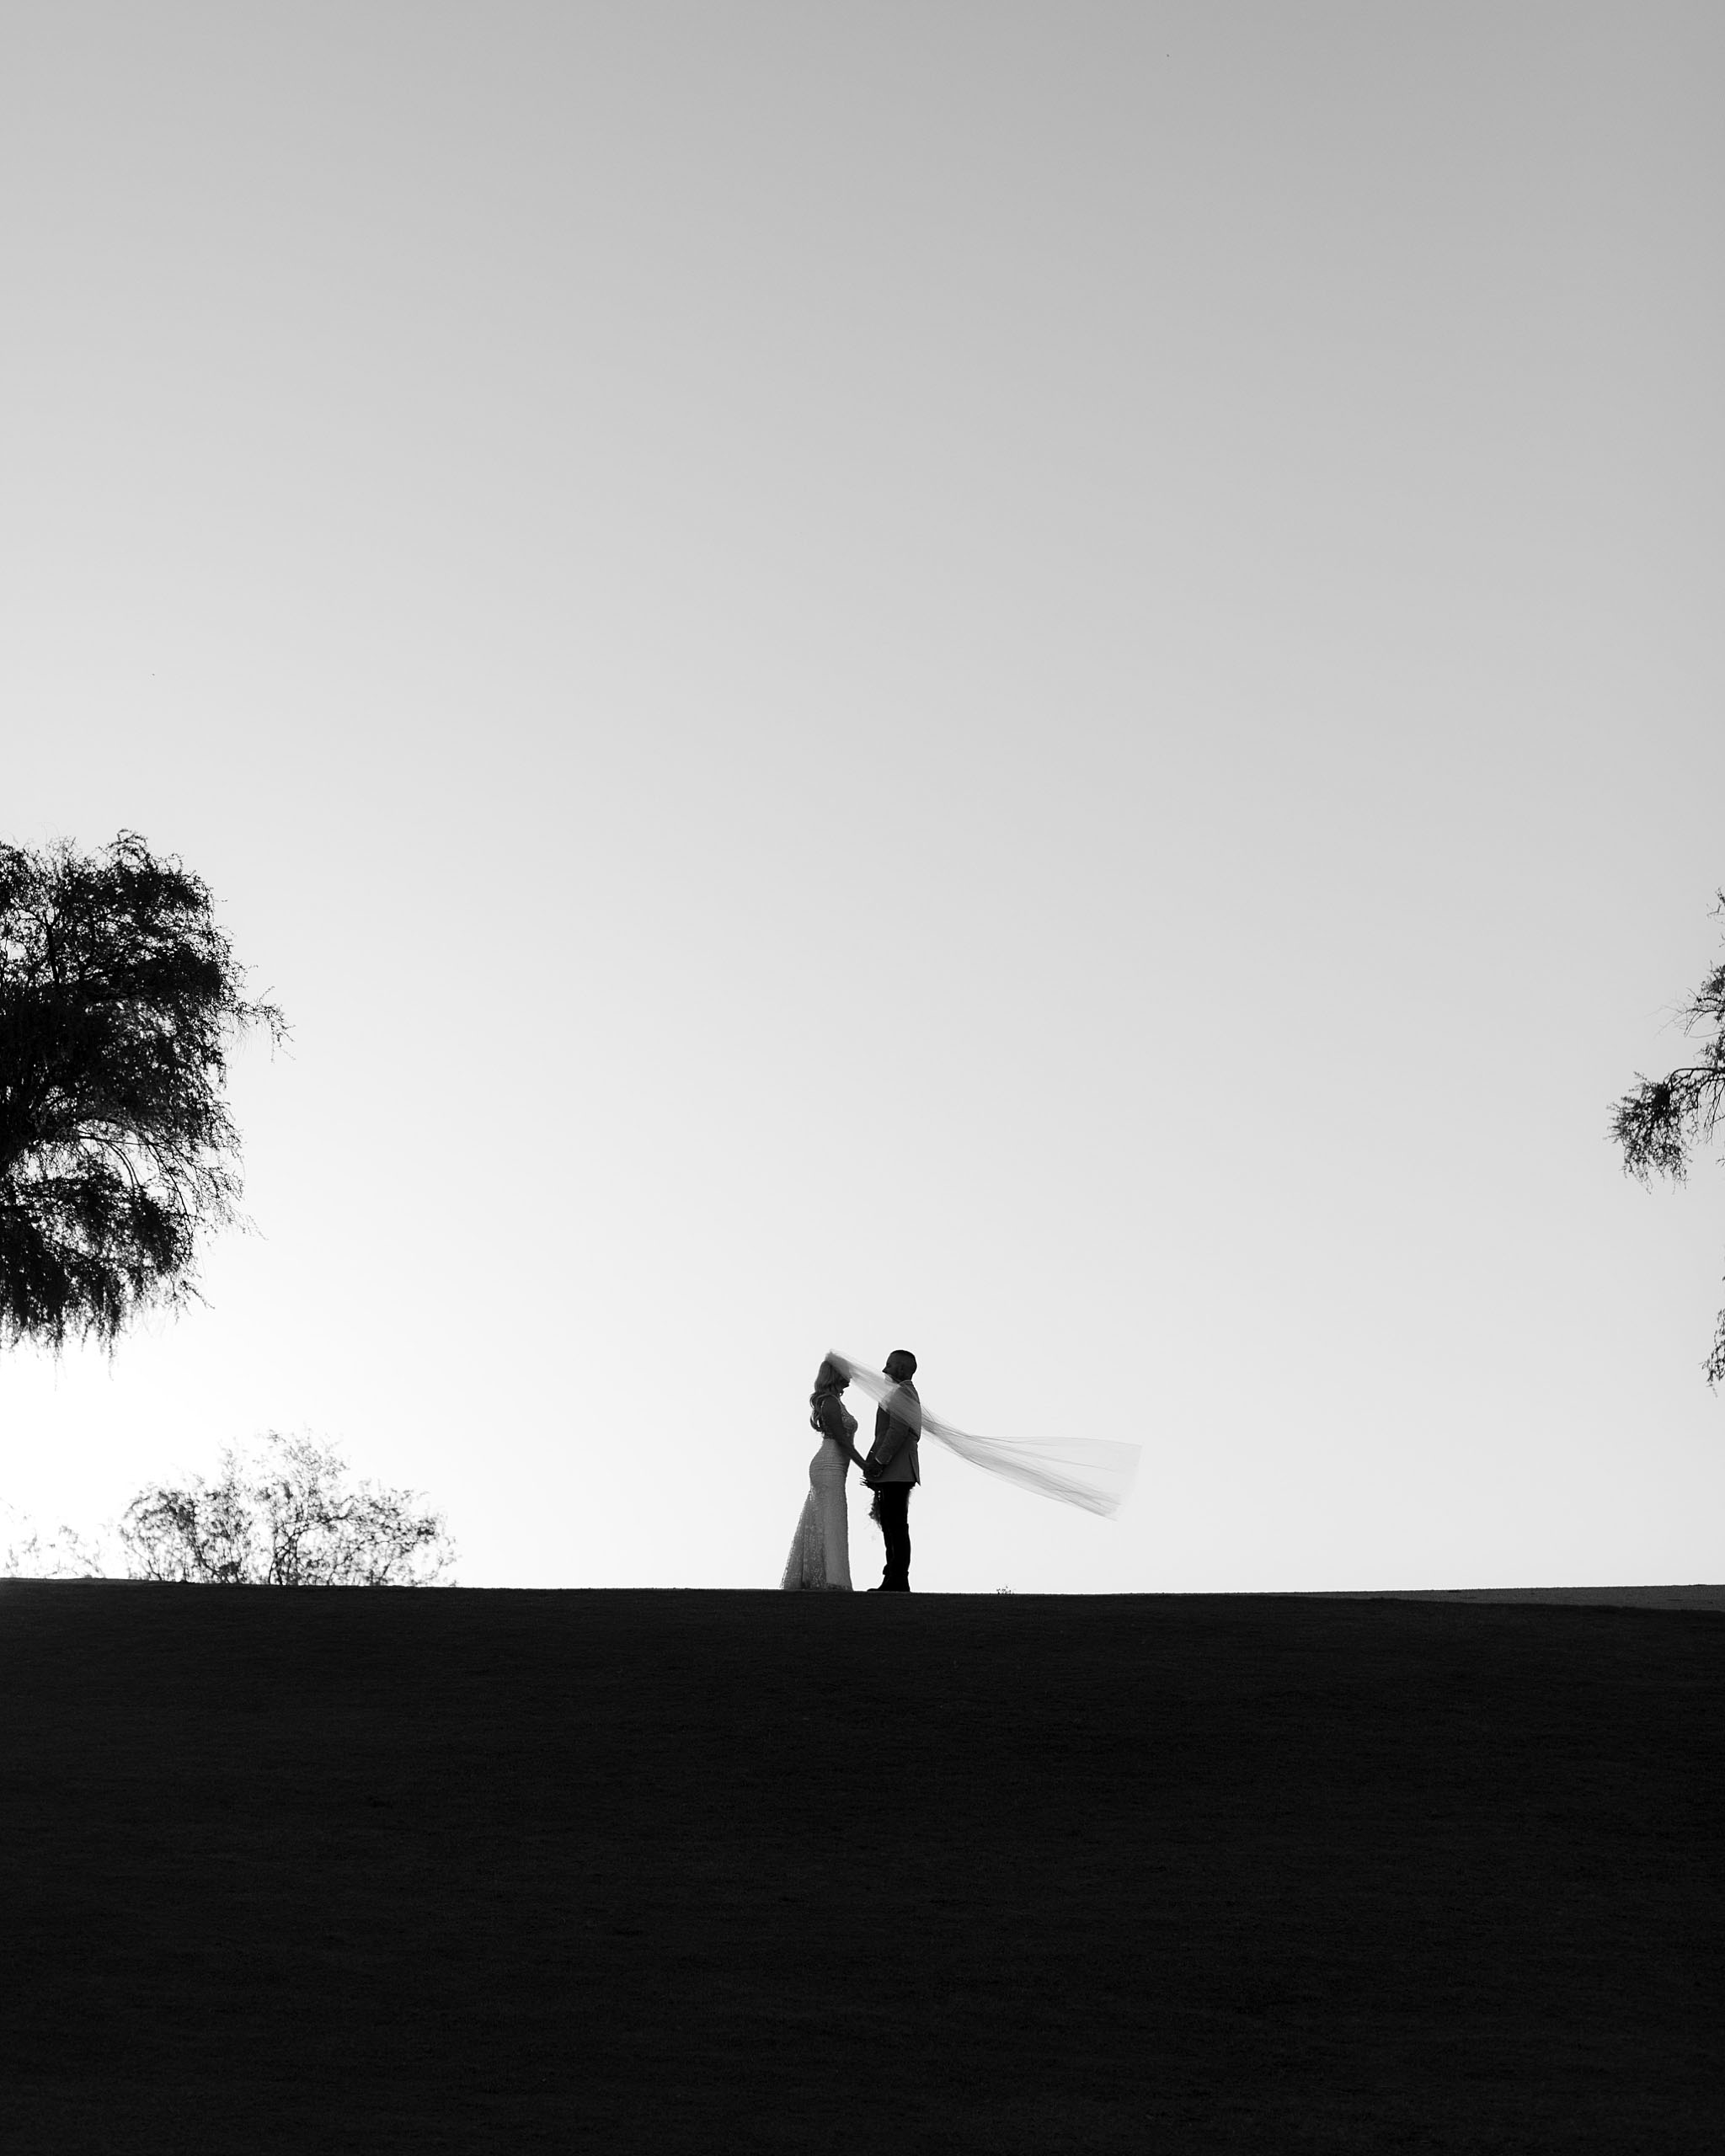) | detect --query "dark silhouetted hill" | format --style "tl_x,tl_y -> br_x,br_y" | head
3,1583 -> 1720,2152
